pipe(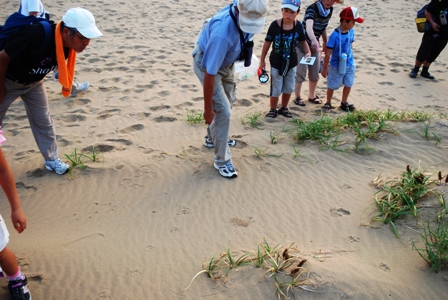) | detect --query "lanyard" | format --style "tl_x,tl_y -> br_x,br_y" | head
229,4 -> 247,60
